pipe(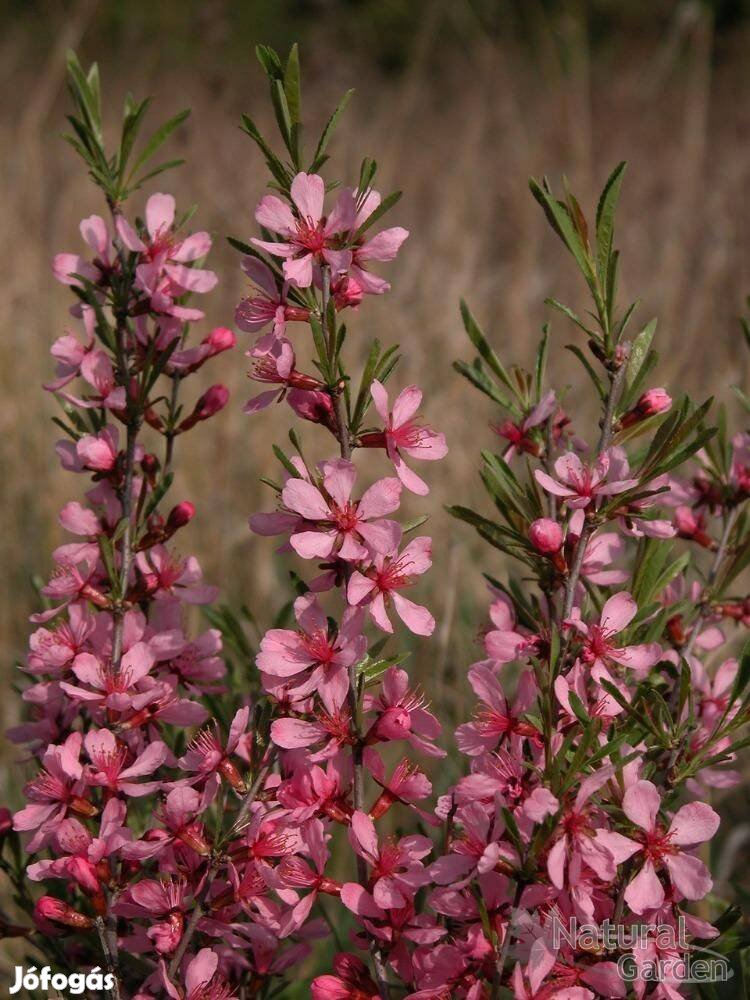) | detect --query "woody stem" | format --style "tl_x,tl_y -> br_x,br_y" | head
321,265 -> 389,1000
